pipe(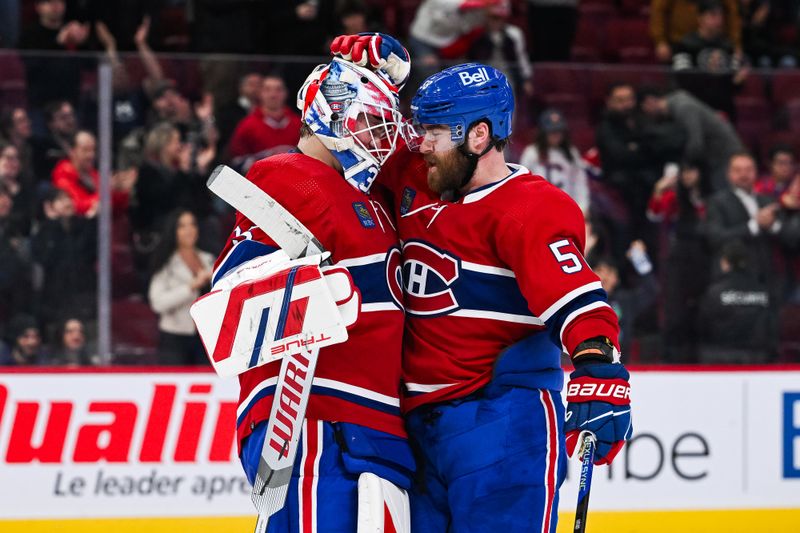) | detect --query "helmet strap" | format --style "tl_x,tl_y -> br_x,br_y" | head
457,136 -> 496,190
